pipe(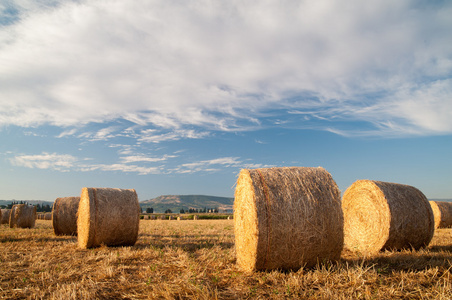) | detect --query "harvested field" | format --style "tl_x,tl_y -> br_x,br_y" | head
1,219 -> 452,299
